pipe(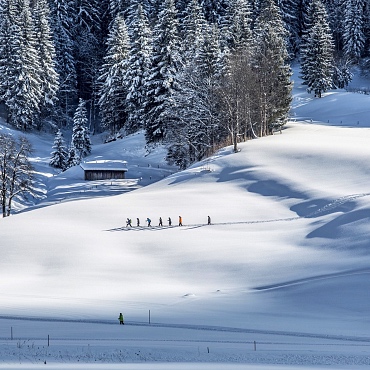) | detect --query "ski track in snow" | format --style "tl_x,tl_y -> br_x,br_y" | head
106,192 -> 370,233
1,316 -> 370,344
